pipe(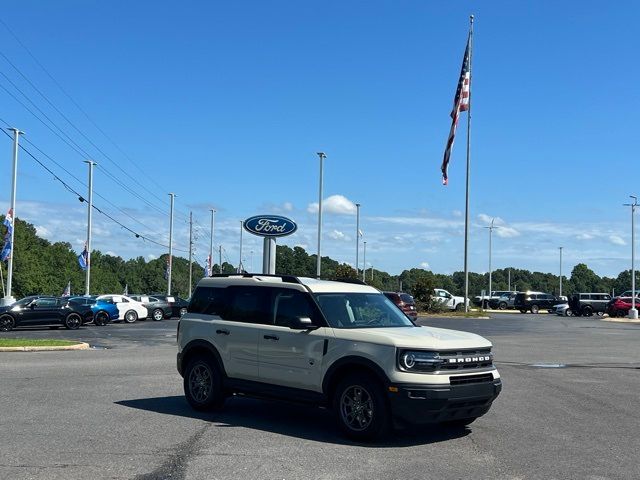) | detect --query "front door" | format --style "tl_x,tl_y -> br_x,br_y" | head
258,289 -> 326,392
